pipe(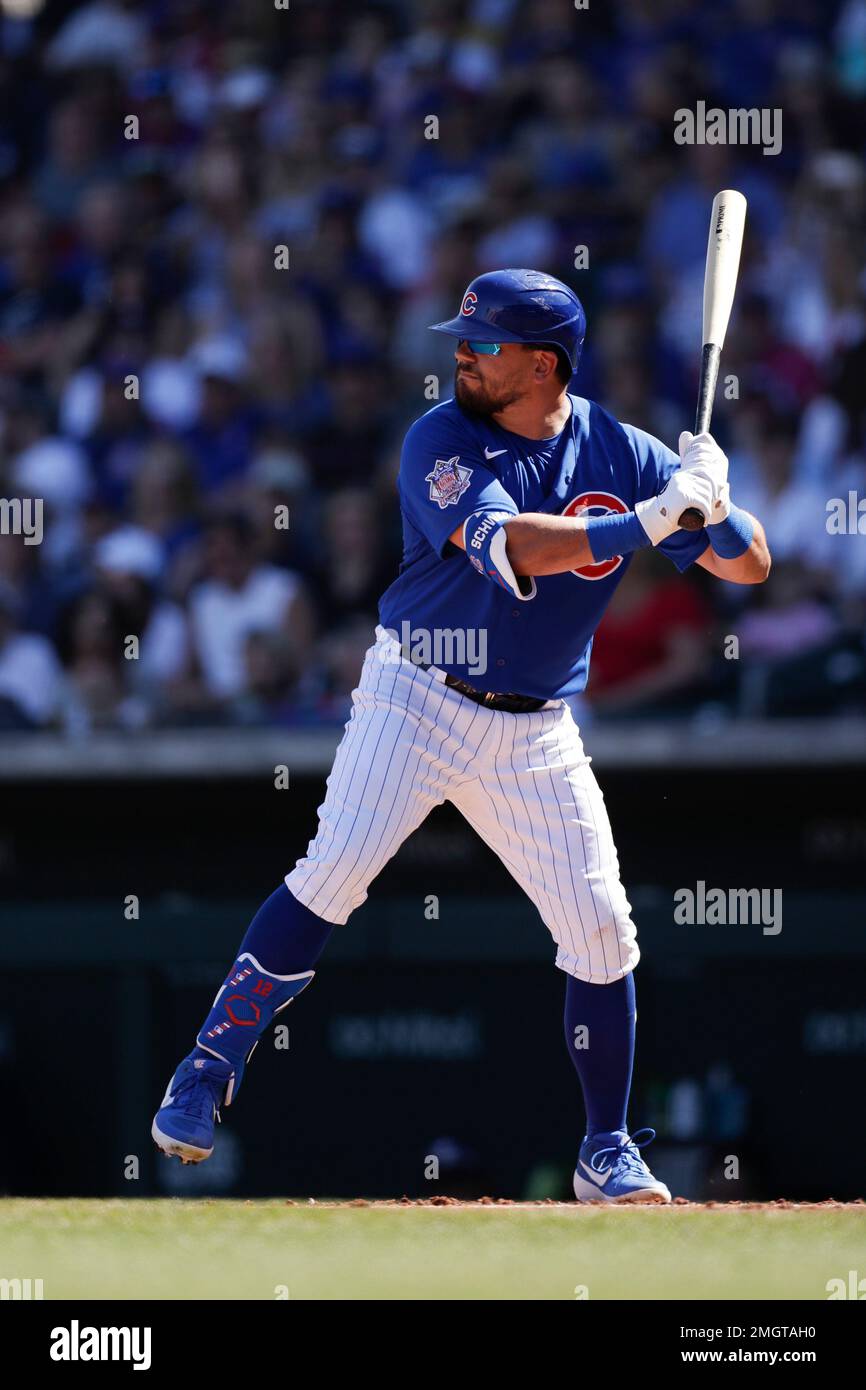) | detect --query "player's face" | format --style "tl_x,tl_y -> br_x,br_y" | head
453,341 -> 536,416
